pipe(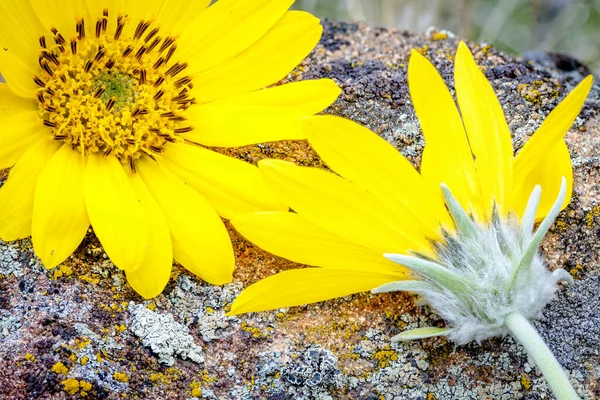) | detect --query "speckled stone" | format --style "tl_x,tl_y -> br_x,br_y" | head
0,20 -> 599,400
